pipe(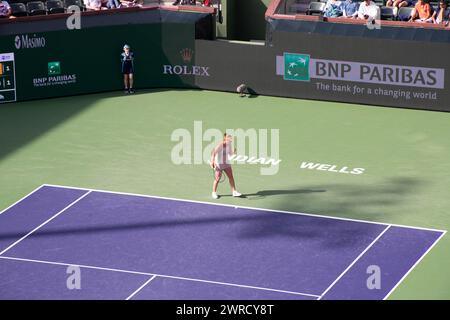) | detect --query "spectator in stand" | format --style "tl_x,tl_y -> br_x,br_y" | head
120,0 -> 143,7
323,0 -> 343,17
357,0 -> 381,20
173,0 -> 196,5
0,0 -> 12,18
432,0 -> 450,25
386,0 -> 412,17
340,0 -> 360,18
84,0 -> 105,10
409,0 -> 433,22
107,0 -> 121,8
203,0 -> 211,6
